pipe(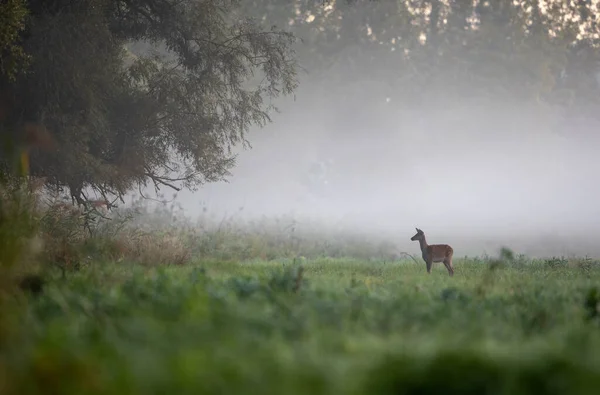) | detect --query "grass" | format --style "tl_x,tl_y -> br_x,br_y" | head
3,257 -> 600,394
3,183 -> 600,394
